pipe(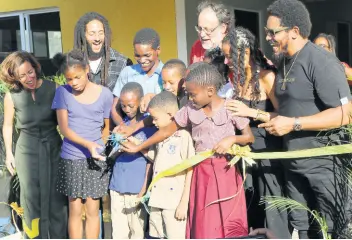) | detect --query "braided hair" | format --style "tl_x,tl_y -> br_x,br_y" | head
73,12 -> 111,86
223,27 -> 275,107
185,62 -> 223,92
52,49 -> 89,74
